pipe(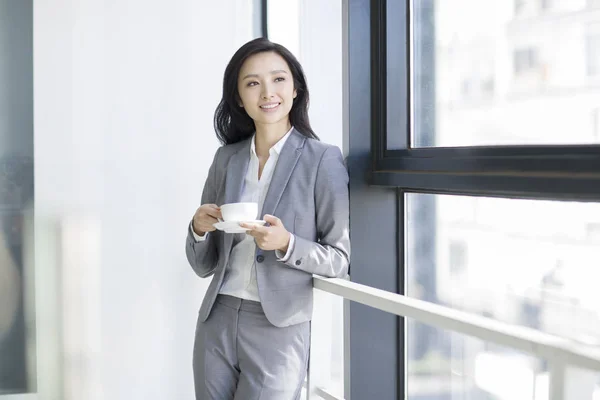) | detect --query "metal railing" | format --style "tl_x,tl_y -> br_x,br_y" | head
310,276 -> 600,400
